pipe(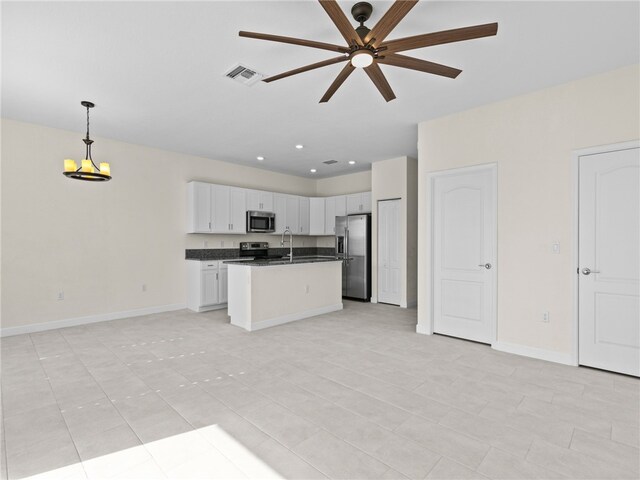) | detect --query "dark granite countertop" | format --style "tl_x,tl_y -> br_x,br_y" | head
224,256 -> 342,267
186,247 -> 335,260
